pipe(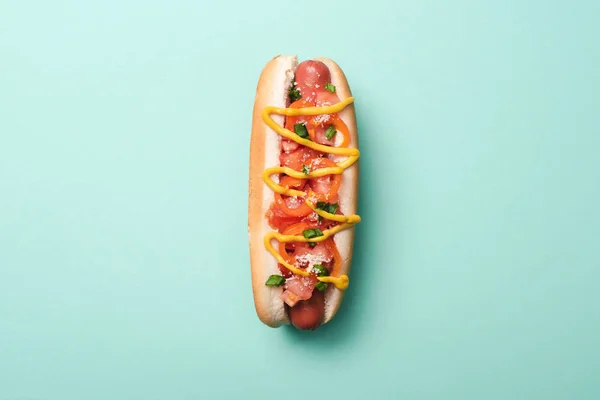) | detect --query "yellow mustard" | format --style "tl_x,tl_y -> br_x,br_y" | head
261,97 -> 360,290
